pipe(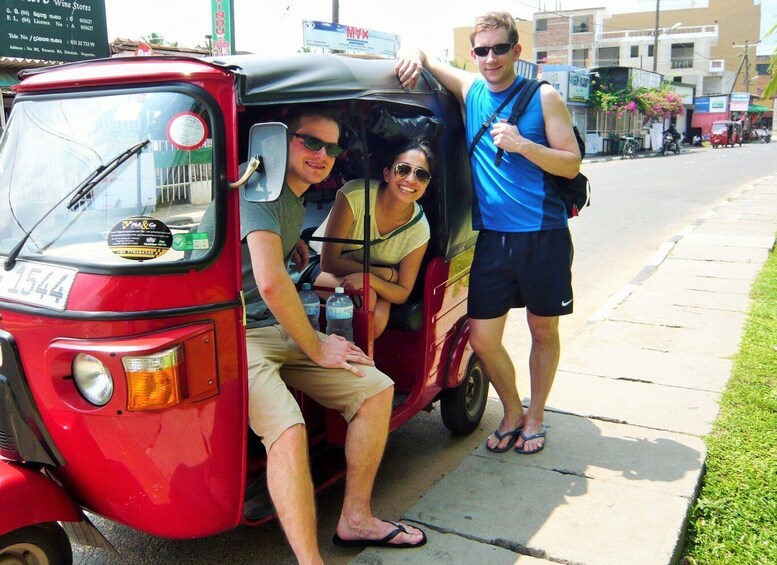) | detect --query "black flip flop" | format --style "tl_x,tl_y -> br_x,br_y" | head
485,425 -> 523,453
515,424 -> 547,455
332,520 -> 427,549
